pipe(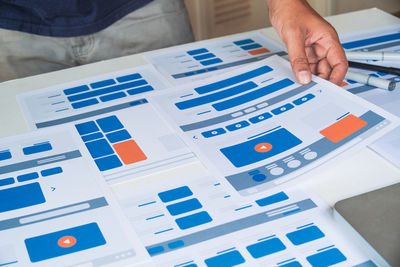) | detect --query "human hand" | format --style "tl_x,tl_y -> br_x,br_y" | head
266,0 -> 348,85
